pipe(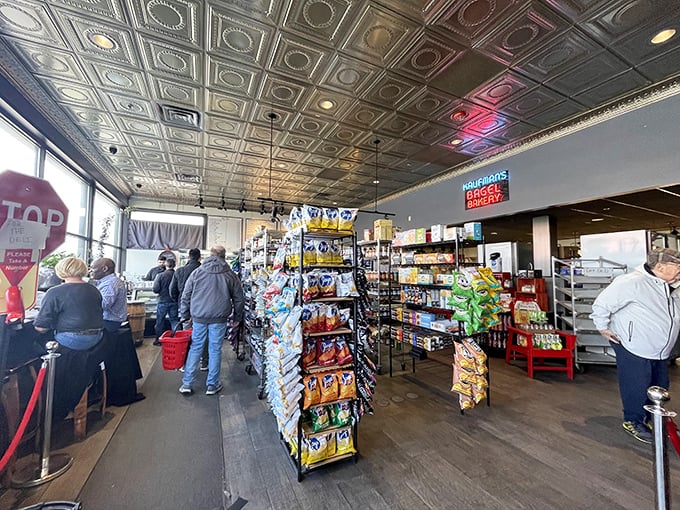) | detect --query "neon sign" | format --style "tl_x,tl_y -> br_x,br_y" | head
463,170 -> 509,210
